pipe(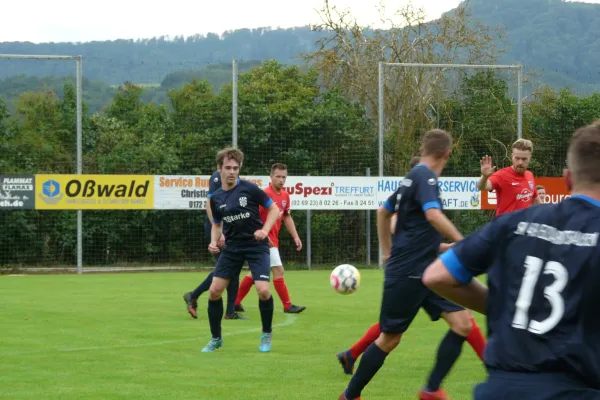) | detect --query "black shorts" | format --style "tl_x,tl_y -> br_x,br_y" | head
379,273 -> 464,334
475,370 -> 600,400
213,246 -> 270,282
